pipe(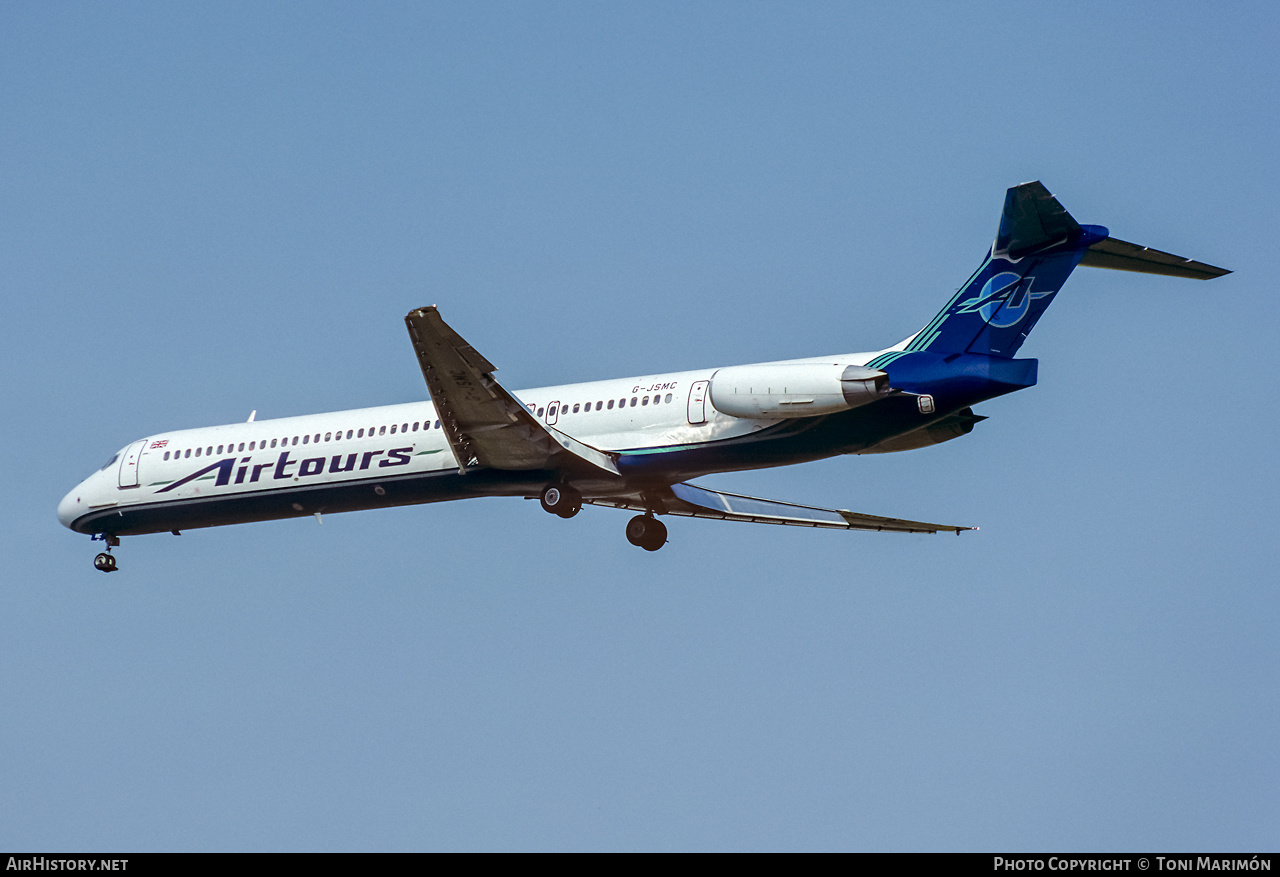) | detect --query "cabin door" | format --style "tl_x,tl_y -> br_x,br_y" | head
687,381 -> 709,425
117,439 -> 147,488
